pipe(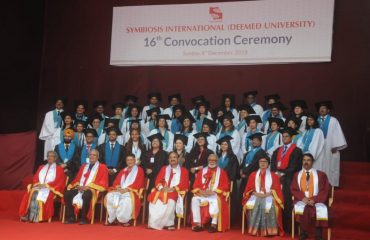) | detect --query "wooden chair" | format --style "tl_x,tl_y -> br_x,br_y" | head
228,181 -> 233,227
241,204 -> 248,234
141,178 -> 150,224
292,186 -> 334,240
177,192 -> 187,230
